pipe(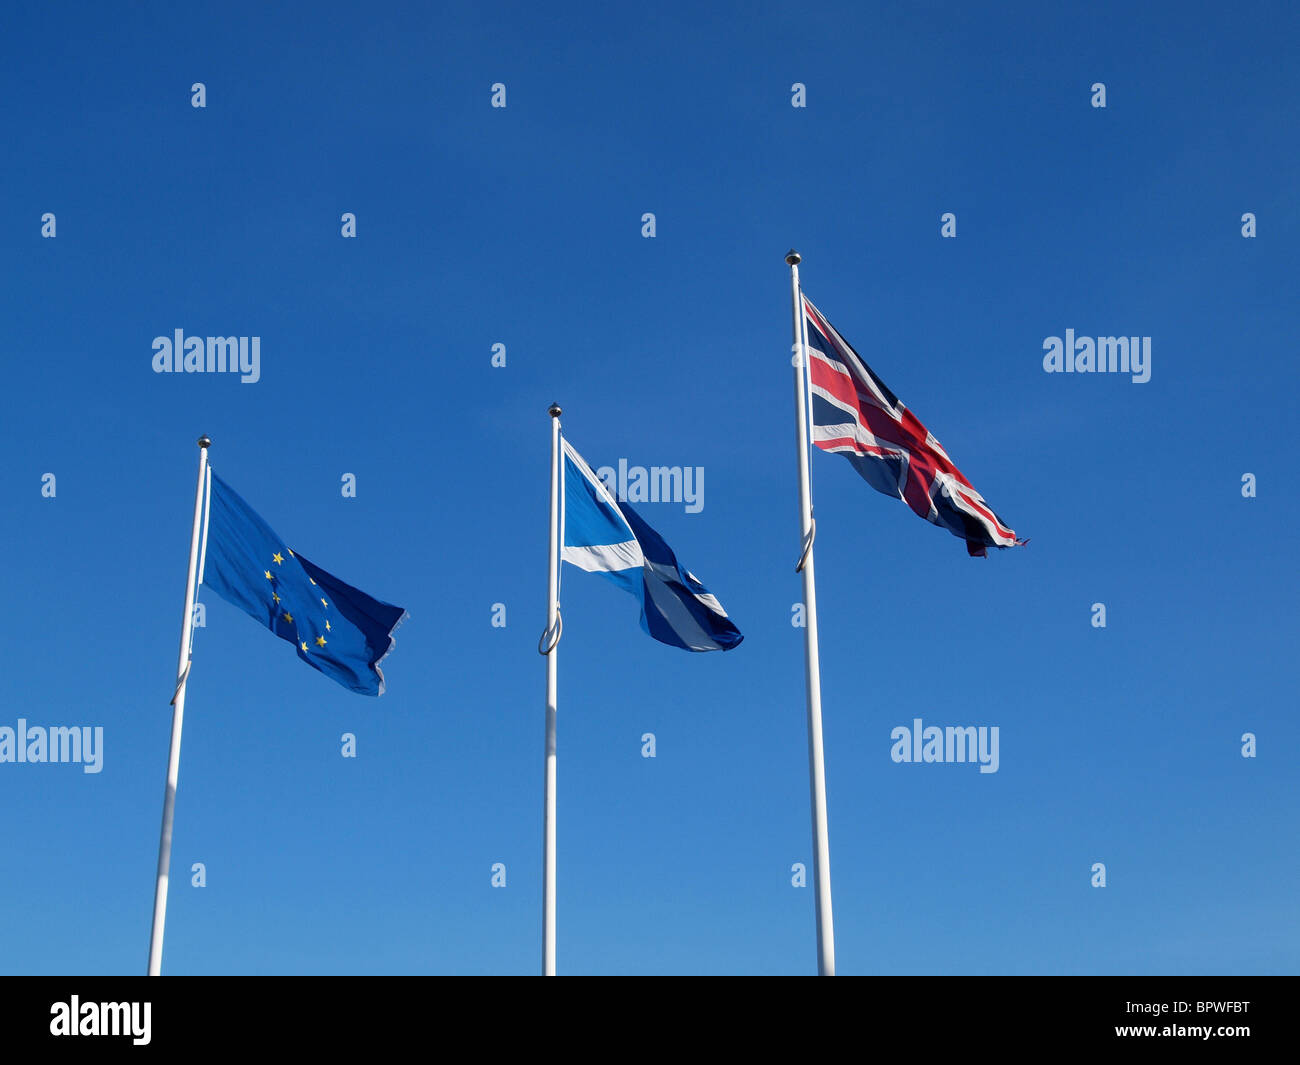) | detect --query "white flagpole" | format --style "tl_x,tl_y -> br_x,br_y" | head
148,433 -> 211,976
540,403 -> 563,975
786,251 -> 837,975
